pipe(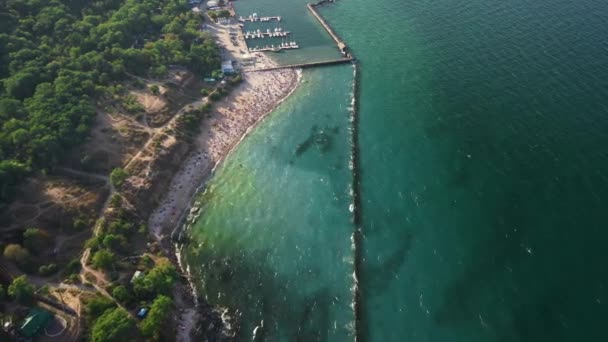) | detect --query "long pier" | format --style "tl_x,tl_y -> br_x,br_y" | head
307,1 -> 349,56
247,57 -> 353,72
